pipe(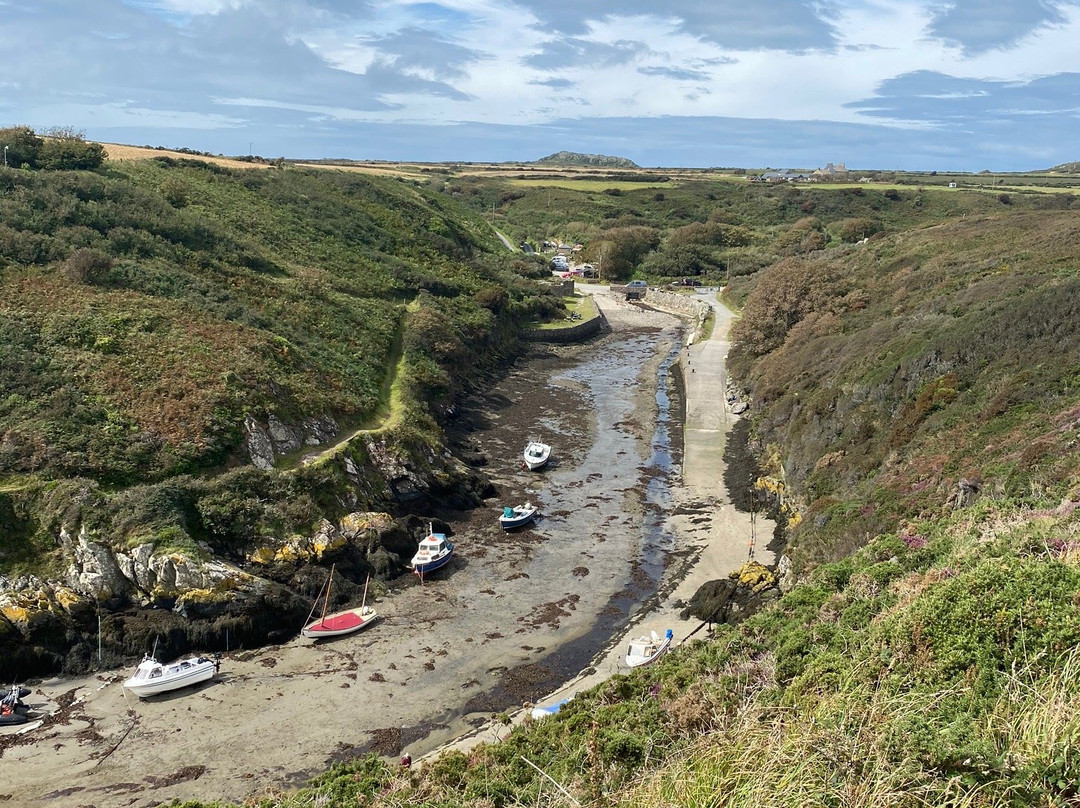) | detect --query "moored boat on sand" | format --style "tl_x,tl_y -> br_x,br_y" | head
122,654 -> 218,698
302,568 -> 379,640
1,688 -> 30,726
409,524 -> 455,580
523,440 -> 551,471
530,697 -> 573,720
625,629 -> 673,668
499,502 -> 538,530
